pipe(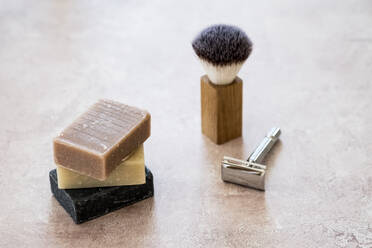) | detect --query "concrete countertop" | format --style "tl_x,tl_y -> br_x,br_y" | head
1,0 -> 371,247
